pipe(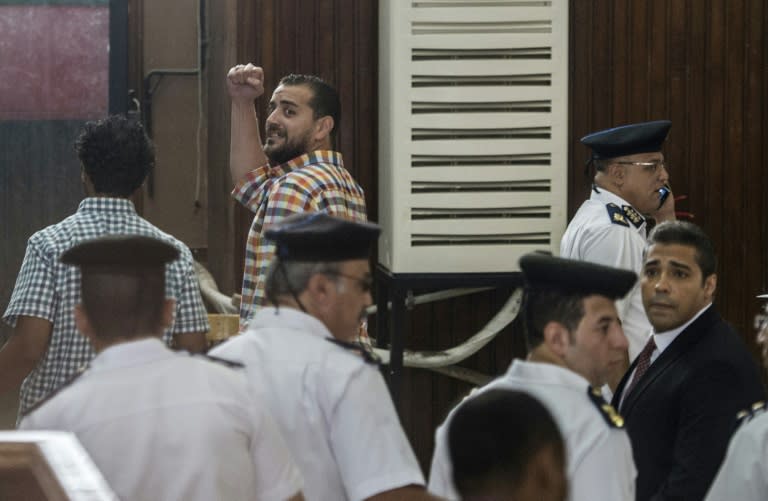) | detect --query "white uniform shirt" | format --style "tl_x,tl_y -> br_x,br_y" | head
20,338 -> 302,501
428,360 -> 636,501
705,405 -> 768,501
560,189 -> 651,359
210,307 -> 425,501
